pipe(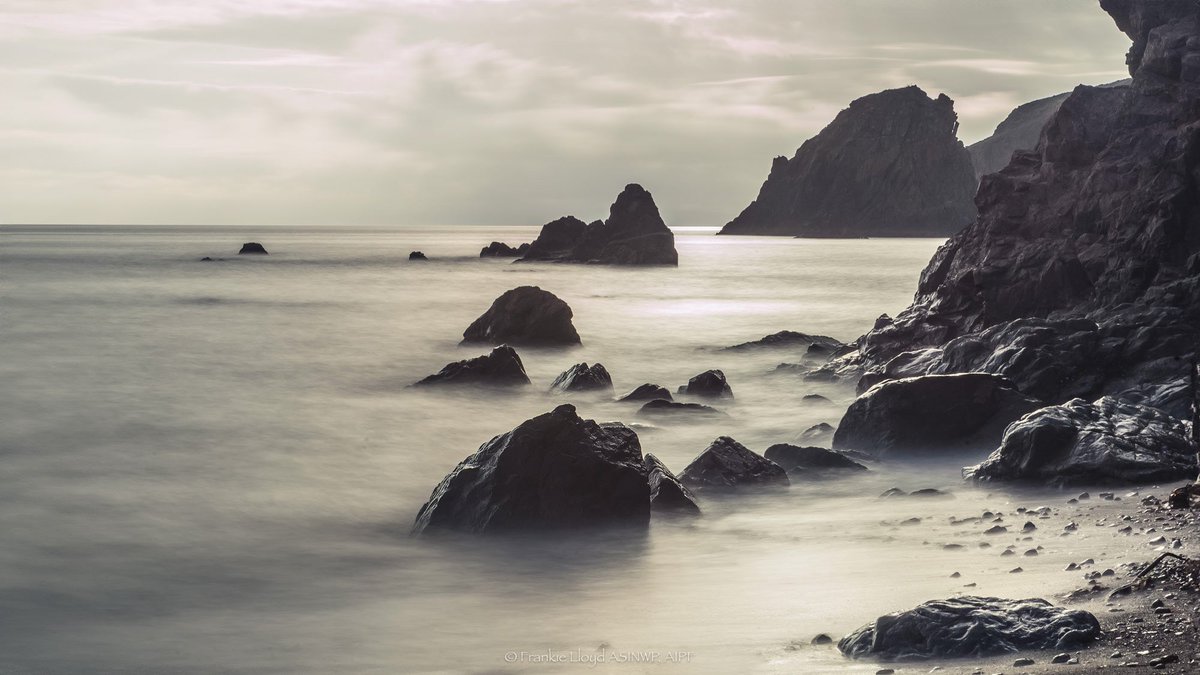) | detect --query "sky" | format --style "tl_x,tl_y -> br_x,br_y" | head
0,0 -> 1132,227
